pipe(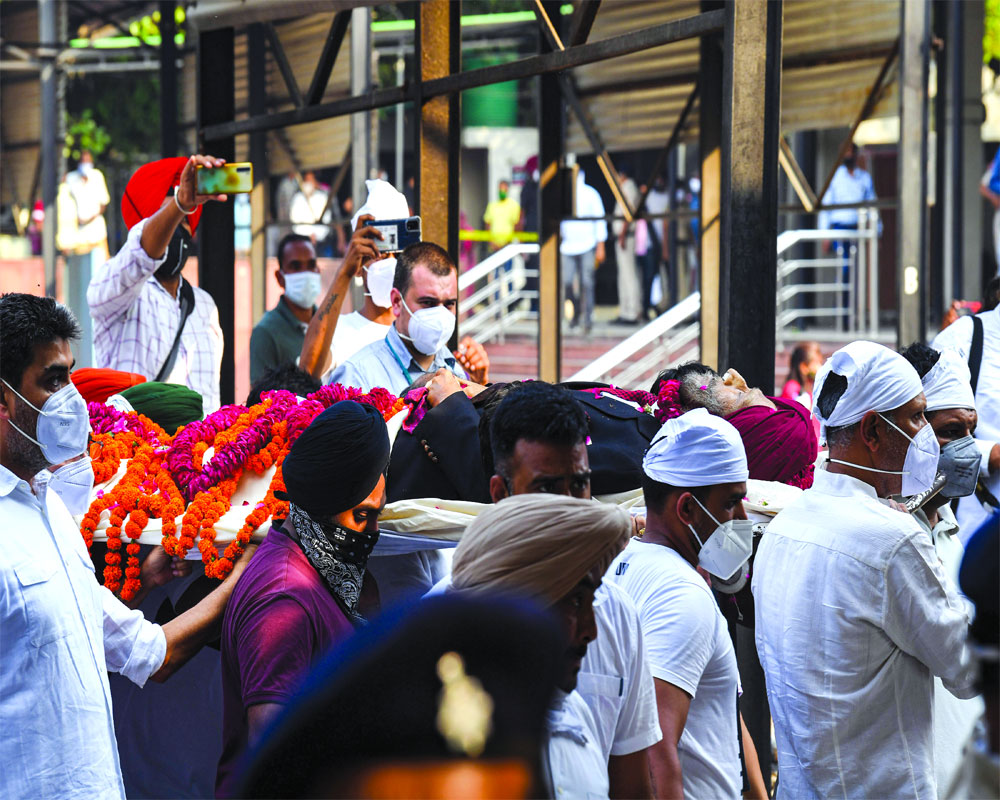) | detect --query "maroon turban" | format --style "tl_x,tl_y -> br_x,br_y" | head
726,396 -> 818,488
